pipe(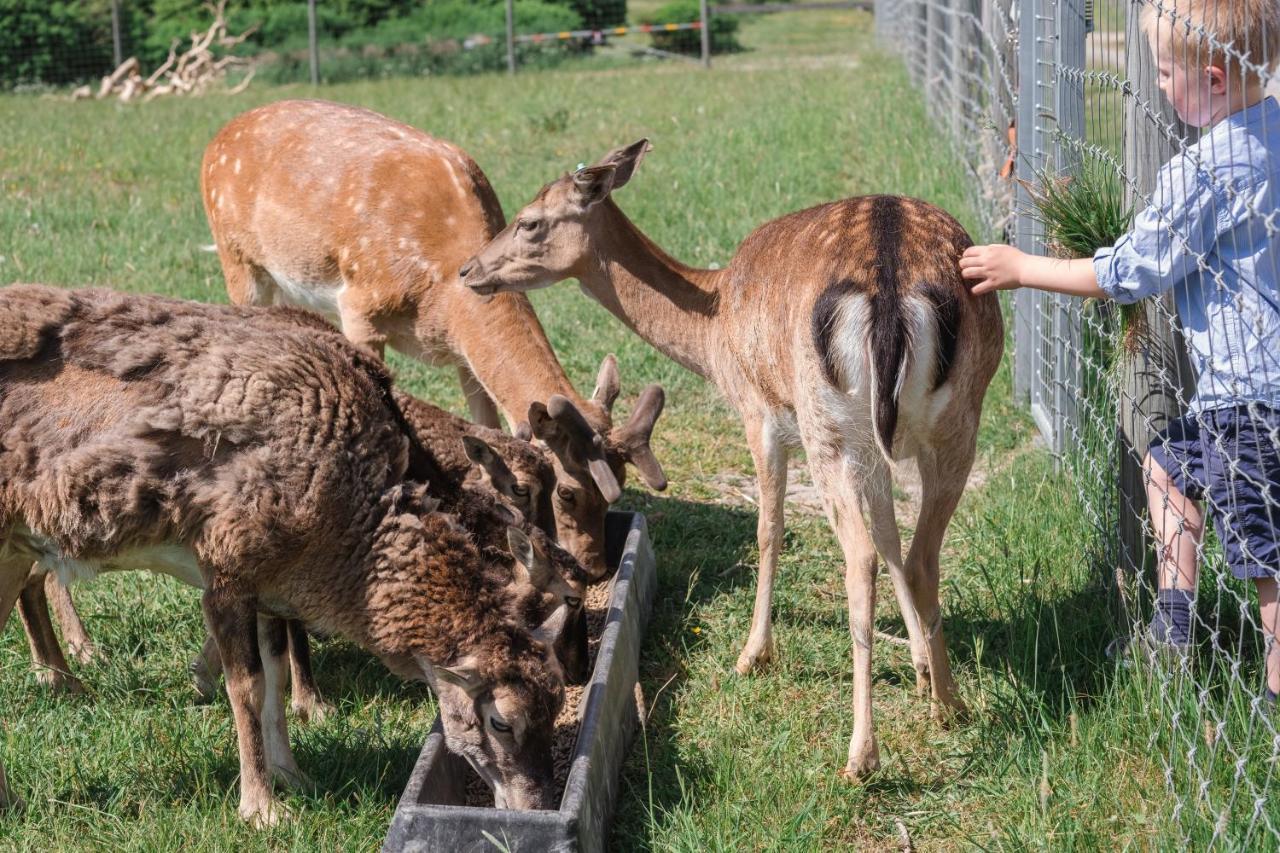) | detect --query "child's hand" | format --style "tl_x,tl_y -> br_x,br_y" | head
960,245 -> 1027,294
